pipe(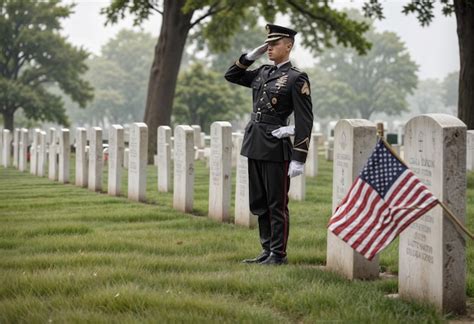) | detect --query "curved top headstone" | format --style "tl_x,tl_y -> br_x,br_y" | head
407,113 -> 466,128
337,119 -> 376,128
400,113 -> 466,314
